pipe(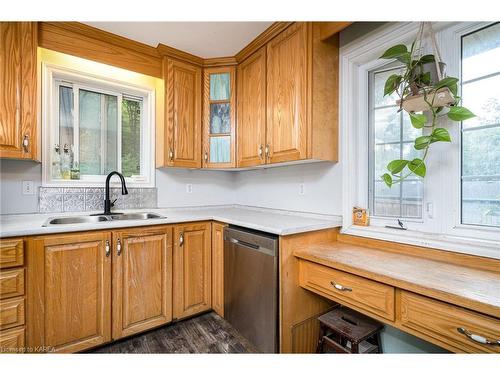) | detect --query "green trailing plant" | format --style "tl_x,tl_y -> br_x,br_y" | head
379,42 -> 476,188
